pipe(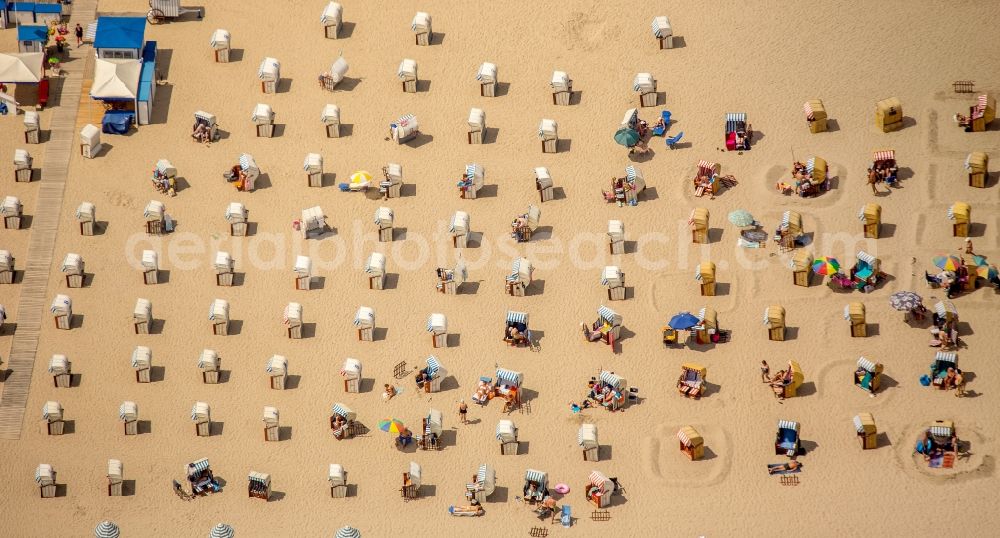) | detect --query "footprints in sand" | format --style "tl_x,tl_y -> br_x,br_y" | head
561,12 -> 620,52
103,190 -> 137,209
641,423 -> 731,487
